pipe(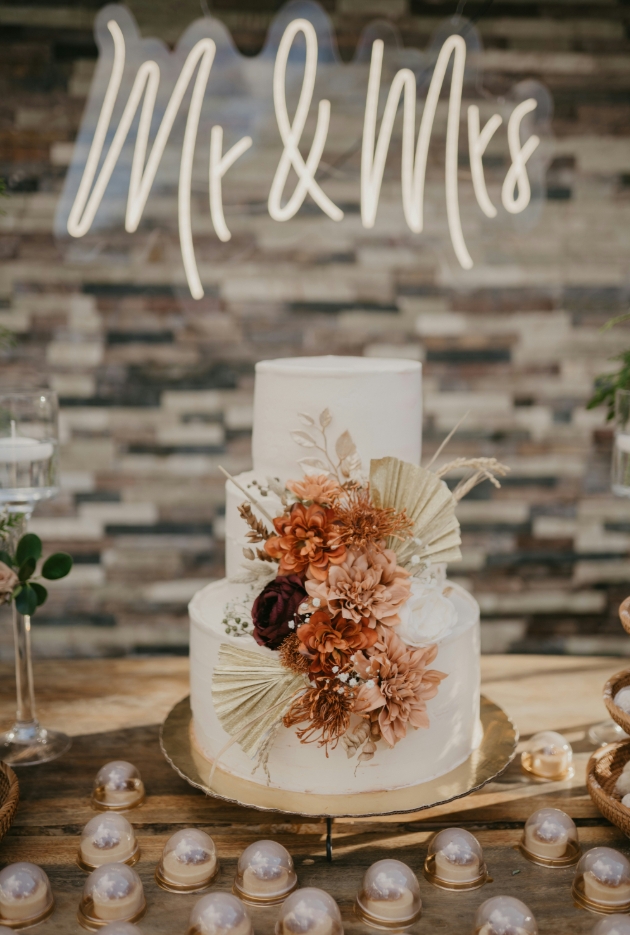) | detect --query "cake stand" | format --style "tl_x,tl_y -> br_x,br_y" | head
160,695 -> 518,858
